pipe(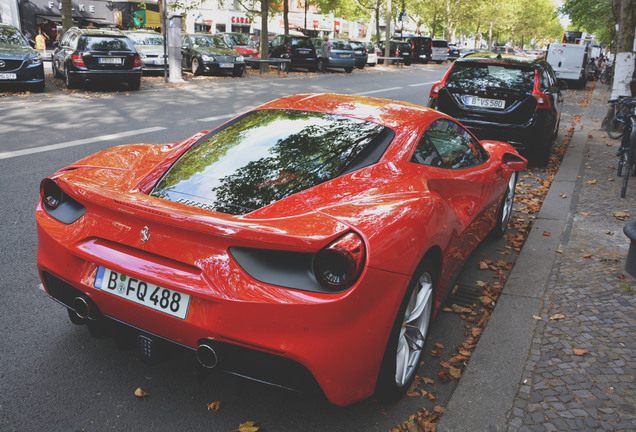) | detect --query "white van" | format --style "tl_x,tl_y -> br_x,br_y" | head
431,39 -> 448,63
546,43 -> 589,89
